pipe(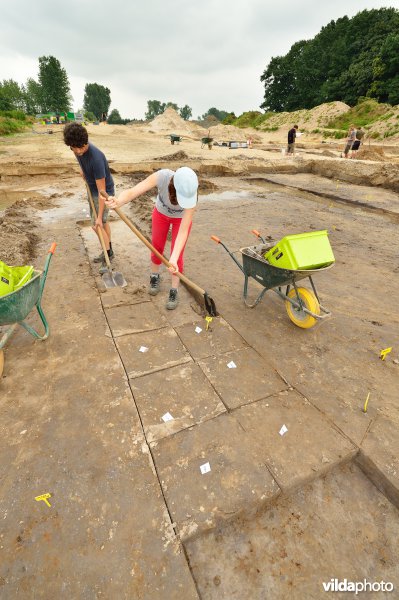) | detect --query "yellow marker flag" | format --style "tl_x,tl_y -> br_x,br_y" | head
363,392 -> 370,413
35,493 -> 52,507
205,316 -> 213,331
380,347 -> 392,361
